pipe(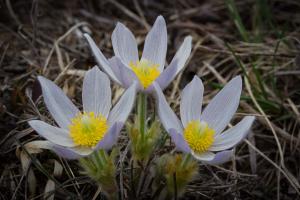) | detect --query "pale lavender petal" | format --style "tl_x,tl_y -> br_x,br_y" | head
141,16 -> 167,72
112,22 -> 139,64
169,128 -> 191,153
201,76 -> 242,135
51,145 -> 83,159
38,76 -> 79,130
156,36 -> 192,90
191,151 -> 215,161
153,82 -> 183,133
52,145 -> 93,159
108,82 -> 137,126
205,150 -> 233,165
95,122 -> 123,150
108,56 -> 140,89
29,120 -> 75,147
209,116 -> 255,151
84,33 -> 121,84
83,67 -> 111,118
144,84 -> 155,93
180,76 -> 203,127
